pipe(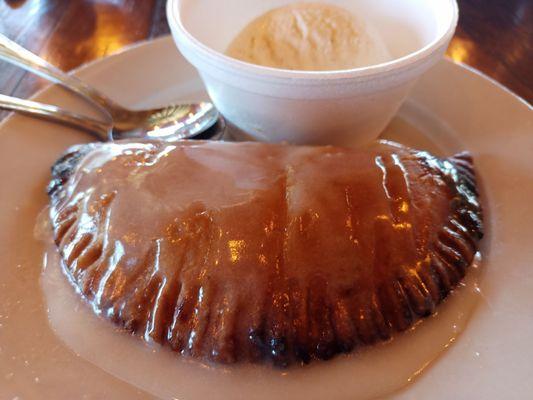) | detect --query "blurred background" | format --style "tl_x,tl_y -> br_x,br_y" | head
0,0 -> 531,108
